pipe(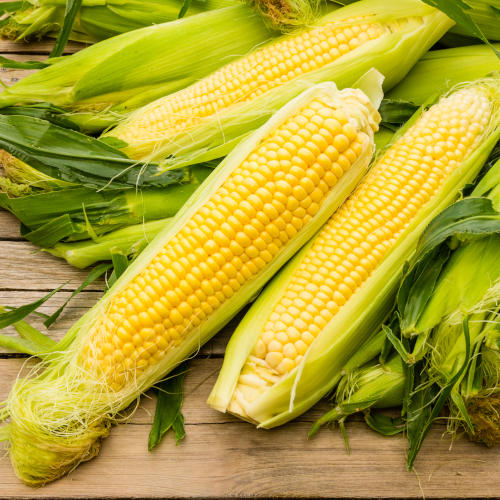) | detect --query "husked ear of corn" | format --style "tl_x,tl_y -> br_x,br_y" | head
0,5 -> 275,133
1,81 -> 381,486
107,0 -> 452,167
208,78 -> 500,428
